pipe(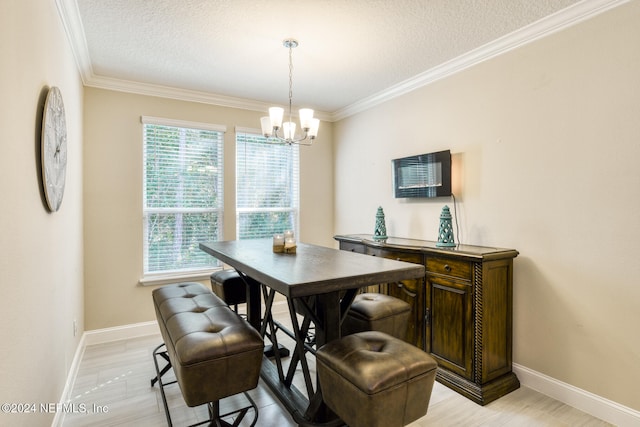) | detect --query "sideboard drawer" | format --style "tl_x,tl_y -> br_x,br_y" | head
426,257 -> 472,281
339,241 -> 366,254
366,247 -> 424,264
